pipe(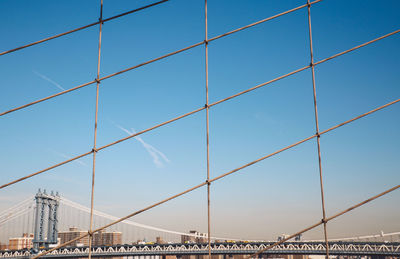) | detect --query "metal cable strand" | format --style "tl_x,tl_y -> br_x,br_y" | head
306,1 -> 329,257
207,0 -> 322,43
0,106 -> 205,190
2,26 -> 398,119
30,98 -> 400,258
247,184 -> 400,259
0,0 -> 323,118
314,29 -> 400,66
67,24 -> 400,149
1,54 -> 399,191
0,151 -> 93,190
3,2 -> 398,258
88,1 -> 103,258
33,175 -> 400,259
204,1 -> 212,258
1,62 -> 399,192
209,98 -> 400,183
0,0 -> 169,57
4,95 -> 398,192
